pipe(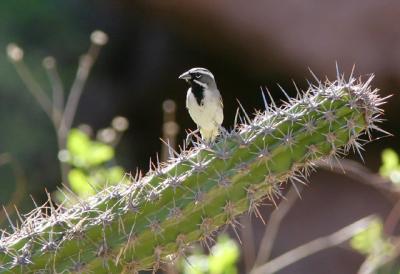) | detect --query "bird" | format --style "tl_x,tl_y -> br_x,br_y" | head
179,67 -> 224,143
